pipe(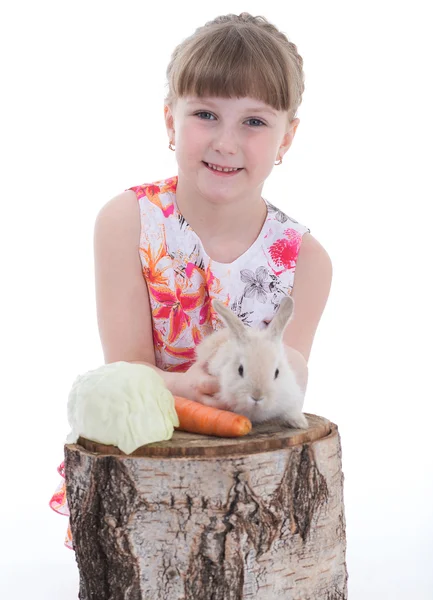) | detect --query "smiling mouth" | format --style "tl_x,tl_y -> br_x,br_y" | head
203,161 -> 244,174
